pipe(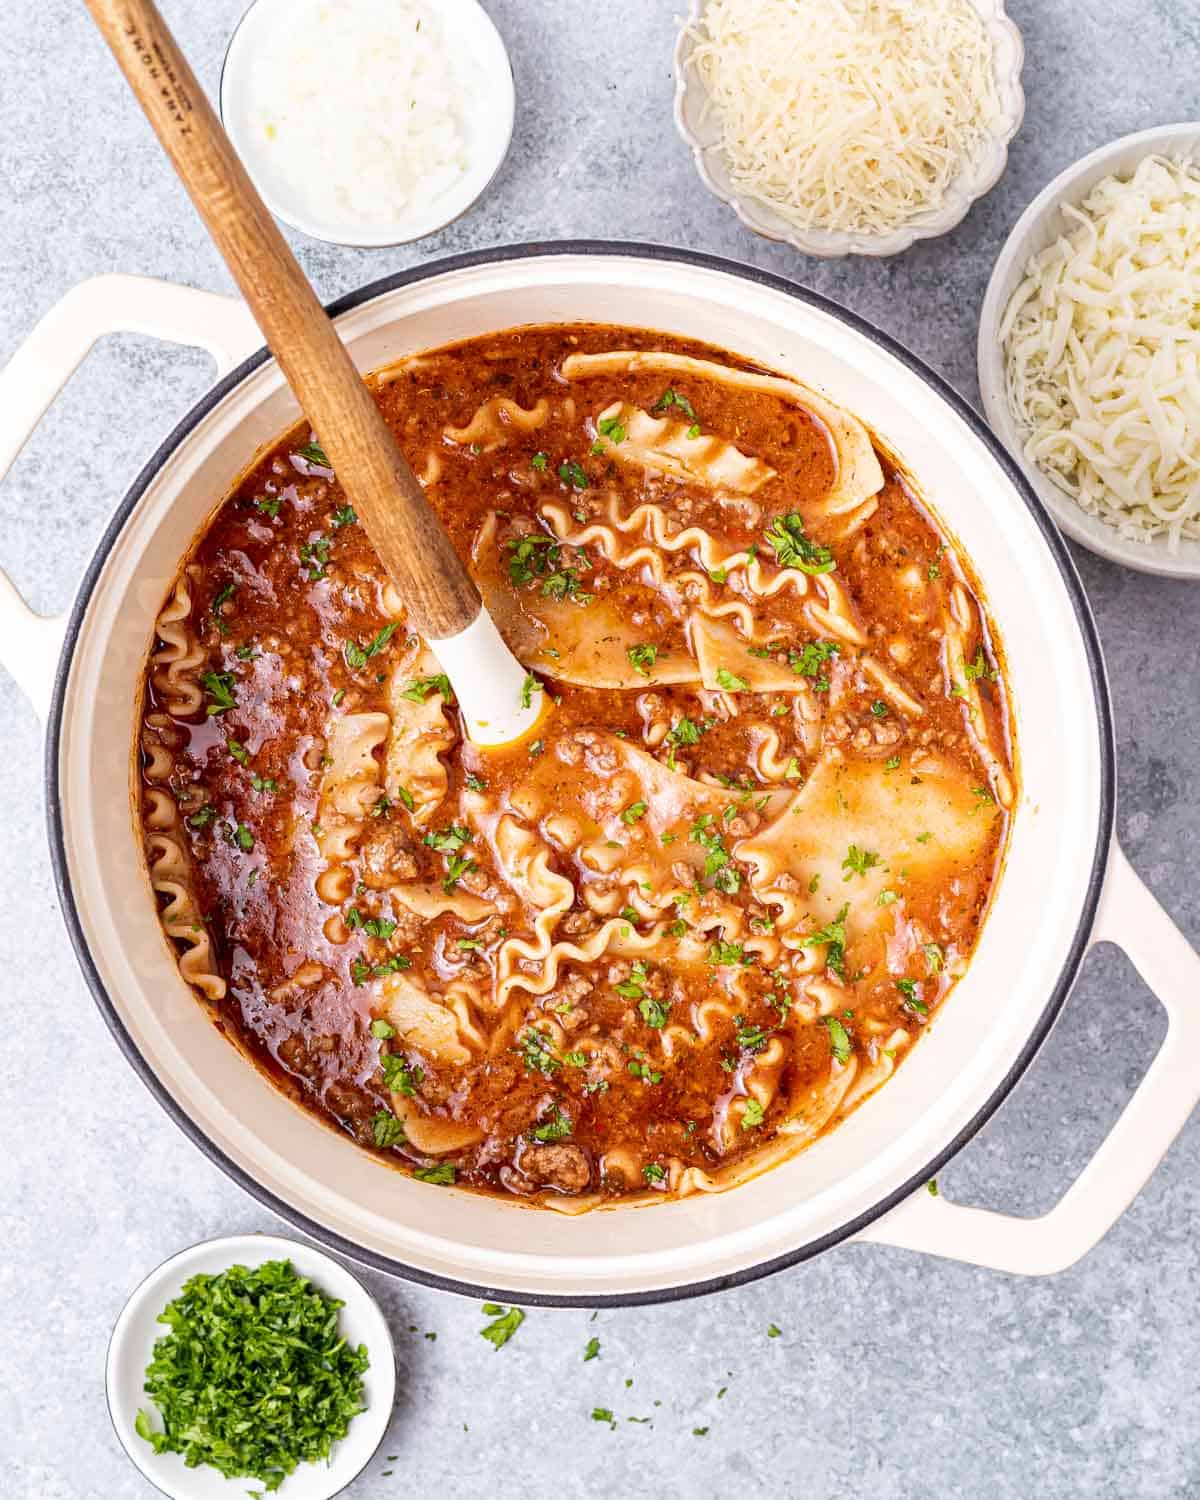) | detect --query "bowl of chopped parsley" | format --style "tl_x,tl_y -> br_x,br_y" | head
106,1234 -> 395,1498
